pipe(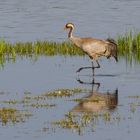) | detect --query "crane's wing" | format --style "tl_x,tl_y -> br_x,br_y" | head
82,39 -> 107,56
